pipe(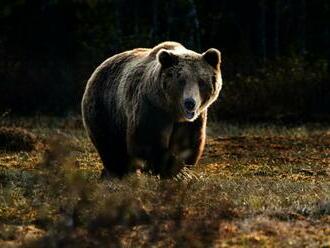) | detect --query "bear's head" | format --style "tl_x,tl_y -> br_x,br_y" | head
156,47 -> 222,122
